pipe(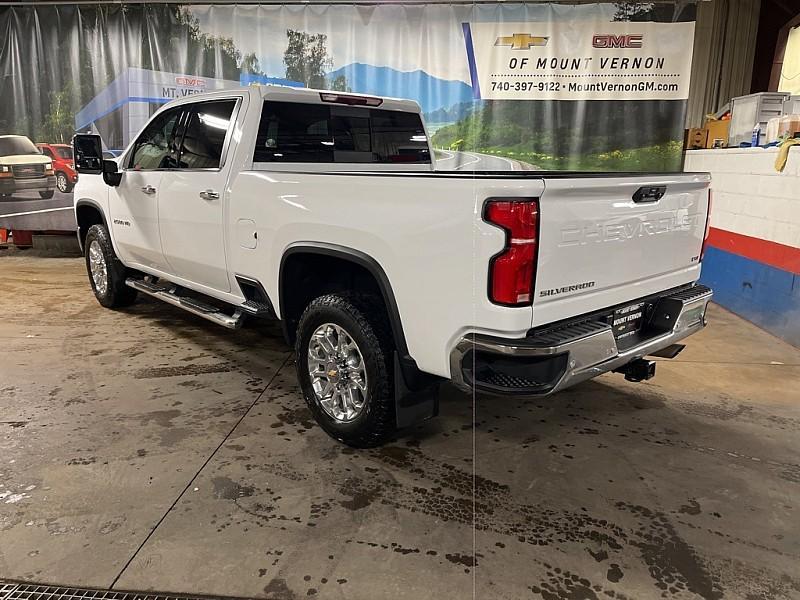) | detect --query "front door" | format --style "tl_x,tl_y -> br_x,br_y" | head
158,97 -> 242,292
110,105 -> 185,270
